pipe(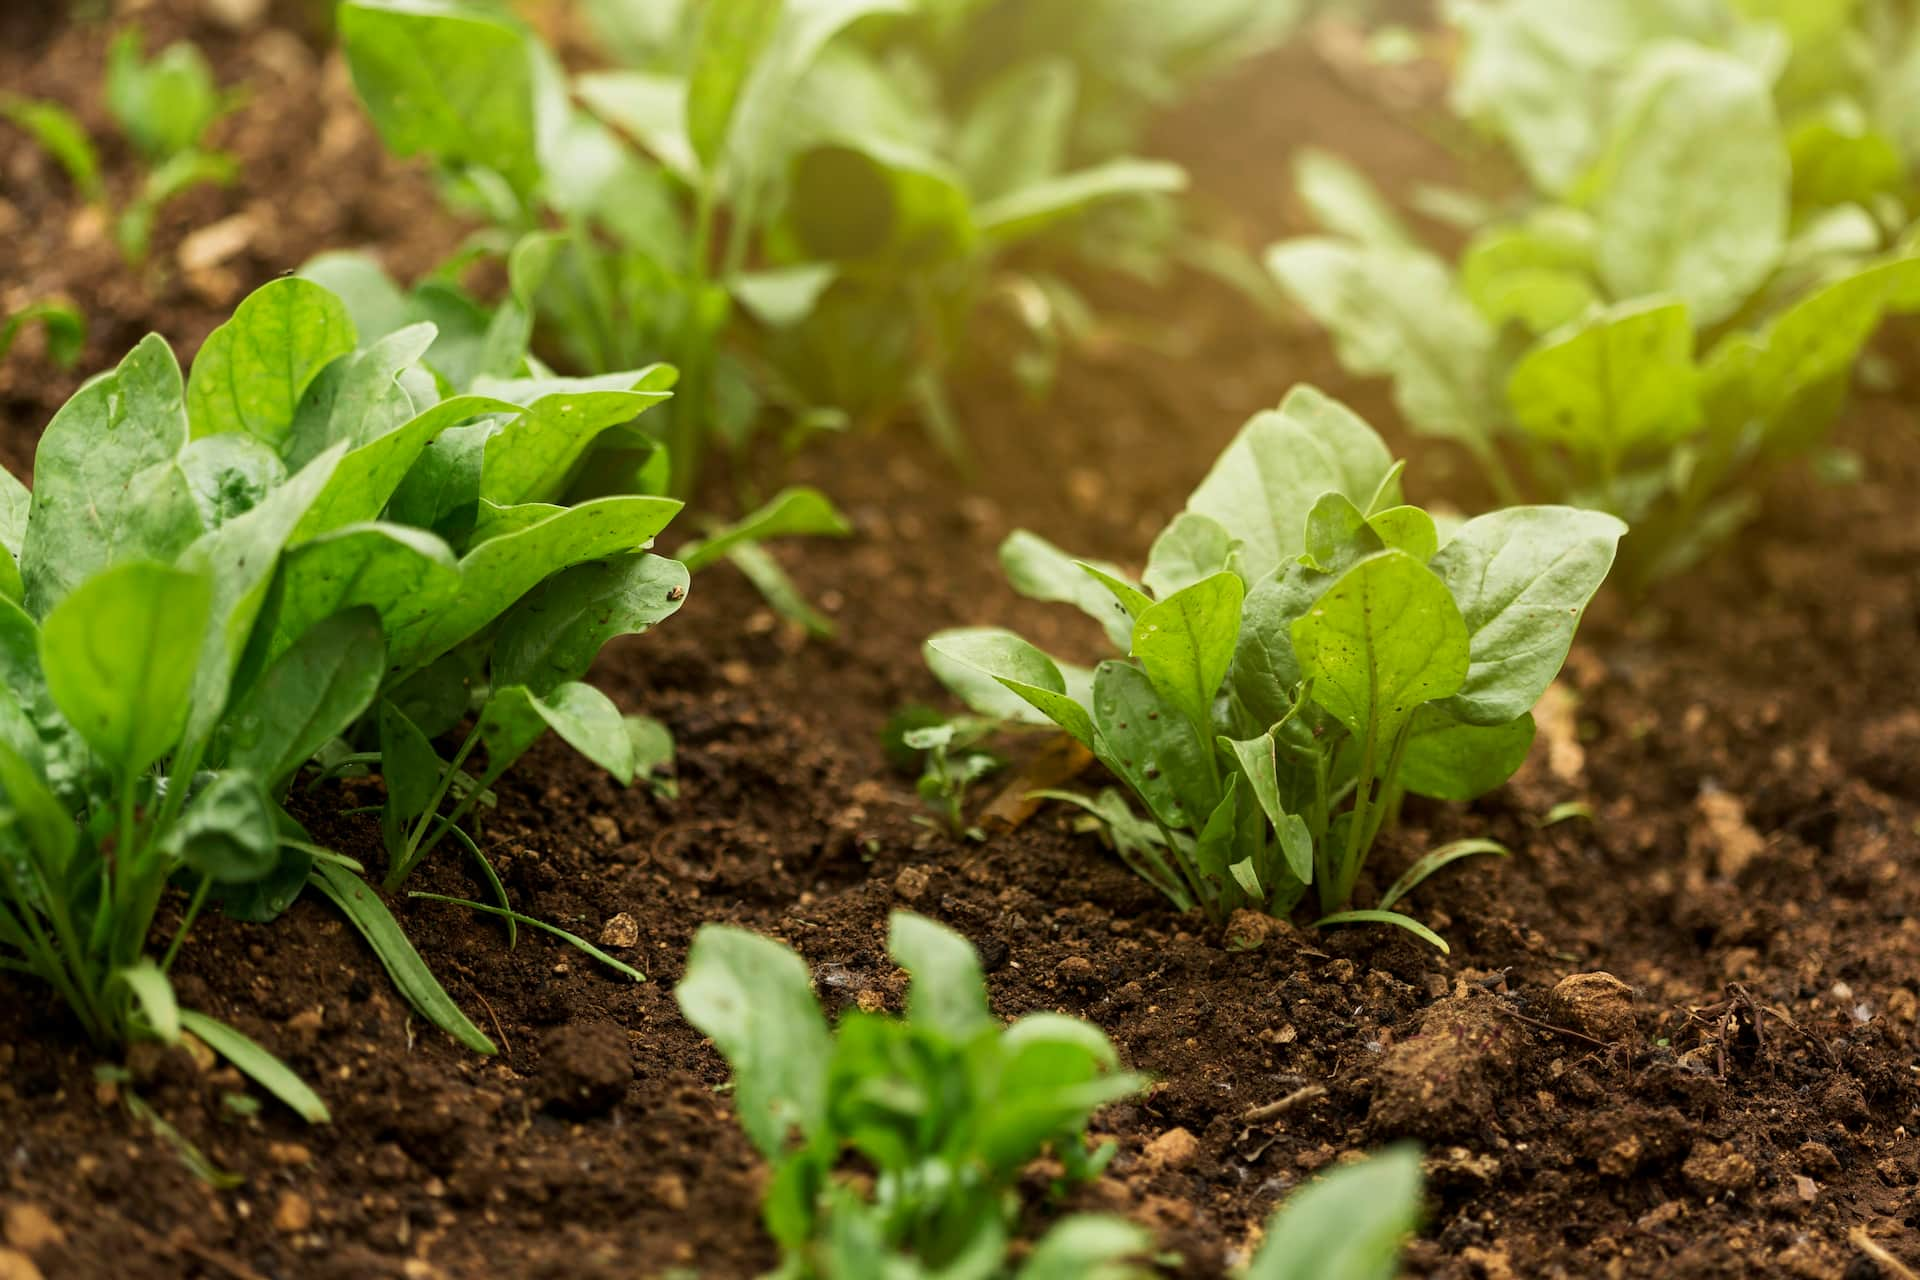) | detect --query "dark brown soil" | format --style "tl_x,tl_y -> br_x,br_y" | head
4,6 -> 1919,1280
